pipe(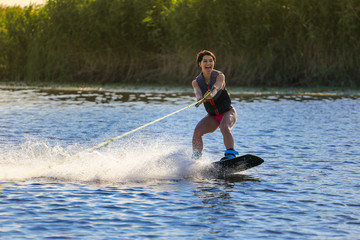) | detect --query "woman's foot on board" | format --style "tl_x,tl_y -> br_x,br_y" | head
220,149 -> 239,161
192,153 -> 201,160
